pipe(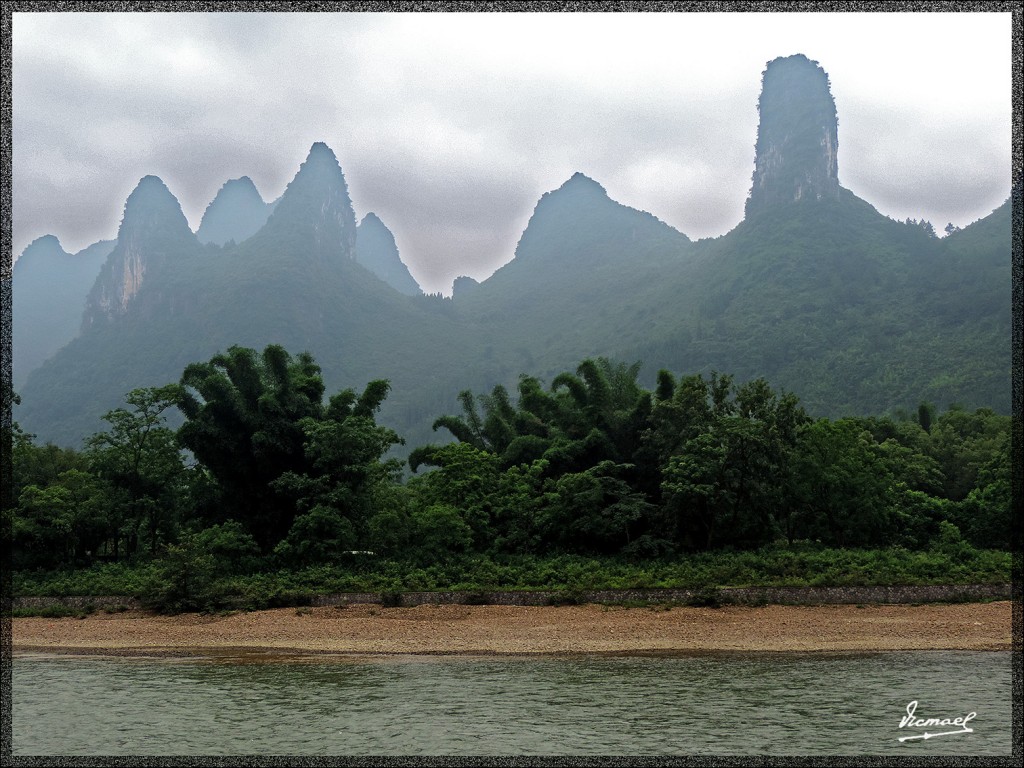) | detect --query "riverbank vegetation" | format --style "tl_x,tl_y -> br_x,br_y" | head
10,345 -> 1012,613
